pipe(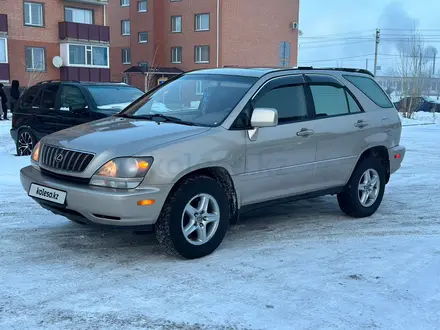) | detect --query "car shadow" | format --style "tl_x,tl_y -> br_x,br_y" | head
44,195 -> 347,259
